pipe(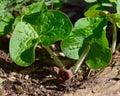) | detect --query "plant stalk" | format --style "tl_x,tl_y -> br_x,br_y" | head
116,43 -> 120,50
44,46 -> 64,68
111,23 -> 117,53
71,45 -> 90,74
